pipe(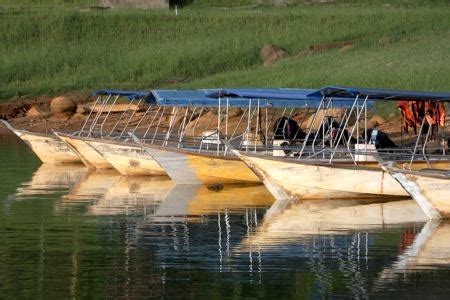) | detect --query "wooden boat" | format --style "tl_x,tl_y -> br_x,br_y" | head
56,133 -> 114,170
53,89 -> 156,170
135,141 -> 261,185
1,120 -> 81,164
230,149 -> 409,200
229,147 -> 450,202
130,88 -> 330,184
227,86 -> 450,201
380,164 -> 450,219
84,139 -> 167,176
